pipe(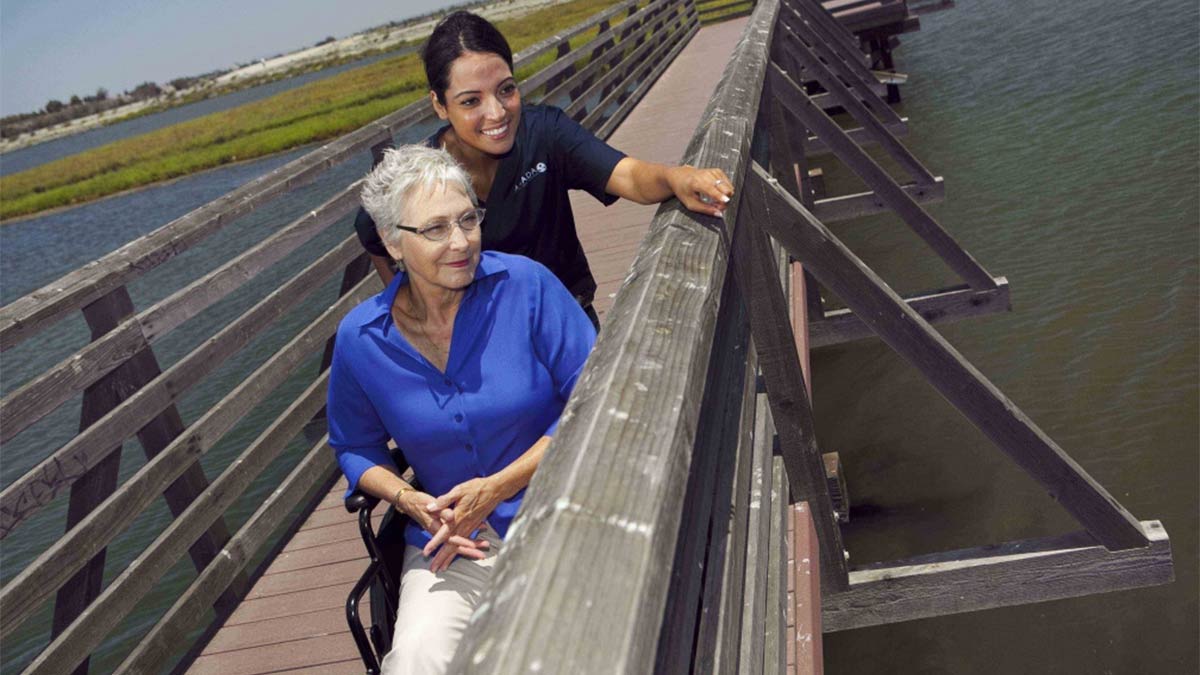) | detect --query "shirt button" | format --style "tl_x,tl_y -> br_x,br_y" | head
454,414 -> 464,423
443,378 -> 452,387
465,443 -> 474,451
